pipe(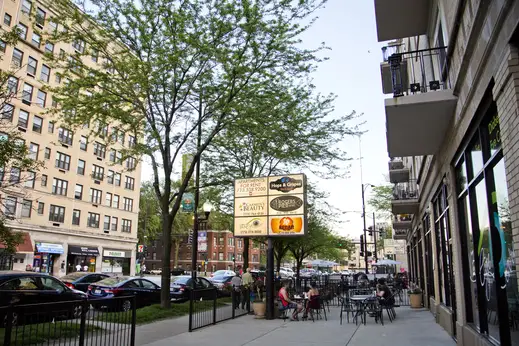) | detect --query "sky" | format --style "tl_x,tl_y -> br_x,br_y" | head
140,0 -> 390,240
